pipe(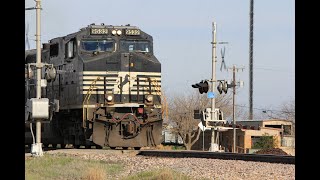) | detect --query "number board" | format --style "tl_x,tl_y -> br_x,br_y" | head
91,28 -> 108,35
125,29 -> 140,35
